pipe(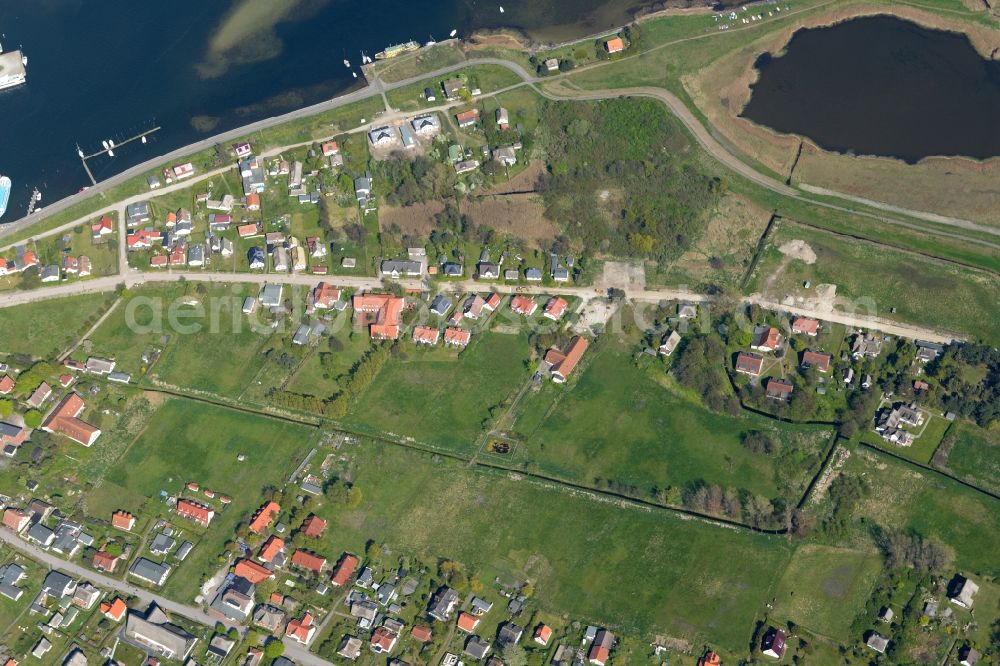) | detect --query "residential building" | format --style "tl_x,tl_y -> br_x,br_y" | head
301,515 -> 327,538
286,612 -> 317,644
411,115 -> 441,135
176,499 -> 214,527
429,587 -> 460,621
677,303 -> 698,319
331,553 -> 359,587
534,624 -> 552,646
412,326 -> 440,345
752,326 -> 783,352
735,351 -> 764,376
766,379 -> 794,401
791,317 -> 819,336
605,37 -> 625,53
40,394 -> 101,446
291,550 -> 327,574
949,576 -> 979,609
659,331 -> 682,356
510,295 -> 537,316
353,293 -> 405,340
761,627 -> 786,659
444,327 -> 471,348
588,630 -> 614,665
545,337 -> 589,383
456,109 -> 479,128
124,603 -> 197,660
249,501 -> 280,534
129,559 -> 170,586
801,350 -> 831,372
866,633 -> 889,654
234,559 -> 273,585
543,297 -> 568,321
